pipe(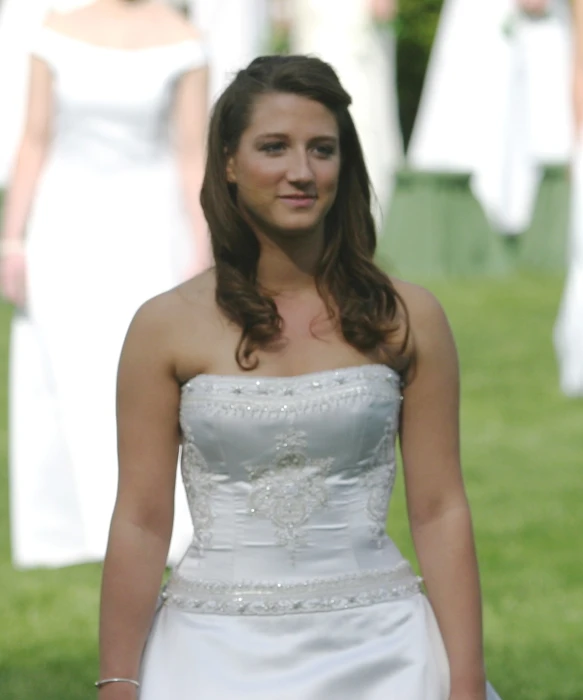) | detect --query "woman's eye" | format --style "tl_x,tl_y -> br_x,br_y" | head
313,145 -> 336,158
261,142 -> 286,154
